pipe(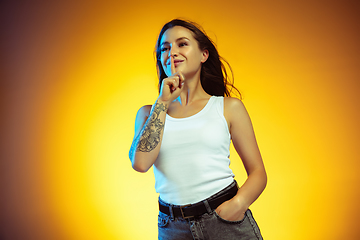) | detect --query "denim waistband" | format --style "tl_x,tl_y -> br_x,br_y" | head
159,179 -> 239,210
